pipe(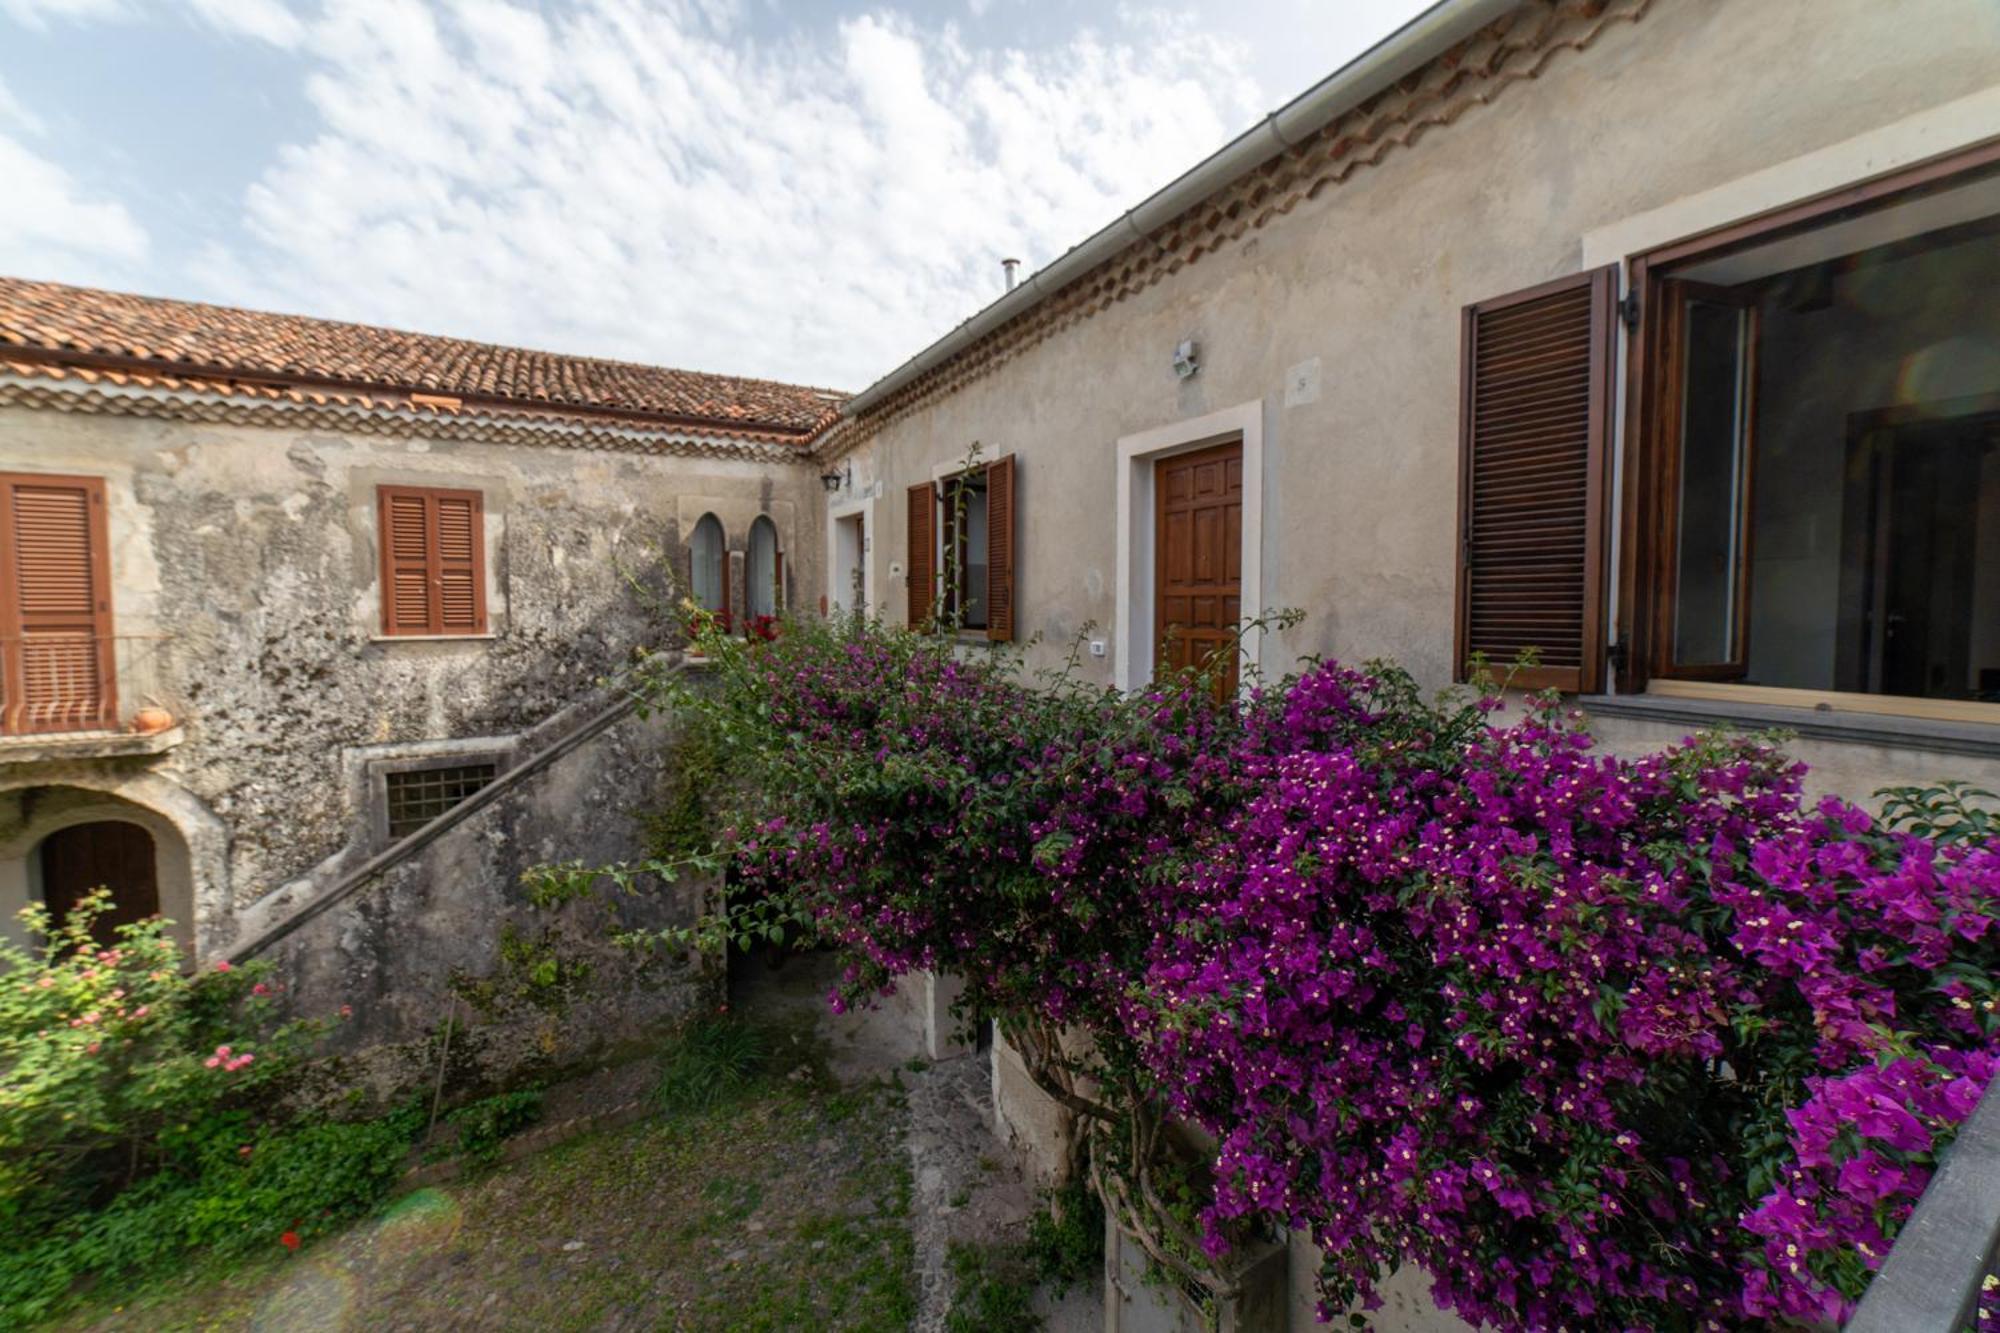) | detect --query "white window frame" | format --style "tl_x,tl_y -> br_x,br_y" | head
1113,399 -> 1266,692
